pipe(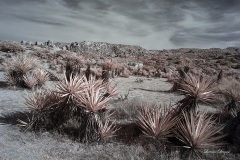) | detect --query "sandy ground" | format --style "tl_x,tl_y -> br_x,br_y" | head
0,70 -> 219,160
